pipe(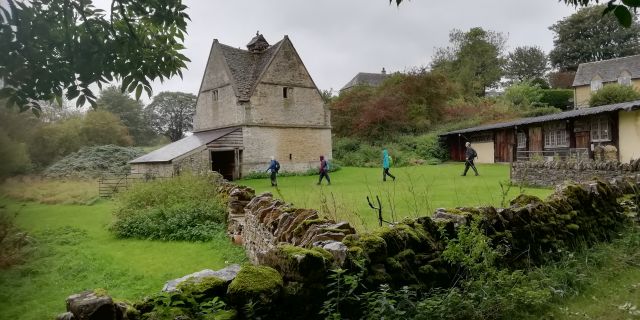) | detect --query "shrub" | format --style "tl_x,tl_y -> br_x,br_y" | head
502,82 -> 544,107
0,210 -> 31,269
539,89 -> 573,110
110,173 -> 226,241
521,106 -> 562,117
0,129 -> 31,180
44,145 -> 145,178
414,133 -> 448,161
589,84 -> 640,107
